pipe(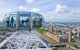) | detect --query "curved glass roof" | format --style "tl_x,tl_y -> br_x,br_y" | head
3,11 -> 45,25
4,11 -> 44,21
